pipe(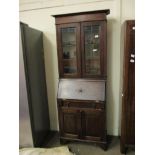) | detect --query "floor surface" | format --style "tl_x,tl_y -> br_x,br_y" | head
44,133 -> 135,155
